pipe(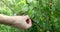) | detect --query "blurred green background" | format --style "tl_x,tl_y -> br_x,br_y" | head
0,0 -> 60,32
